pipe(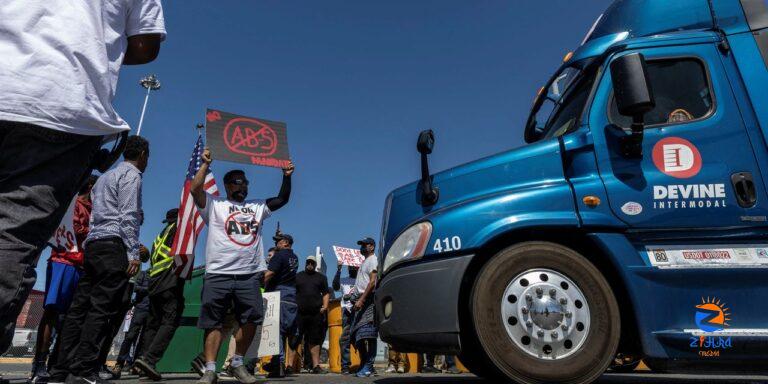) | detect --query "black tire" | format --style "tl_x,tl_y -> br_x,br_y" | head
471,242 -> 620,384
